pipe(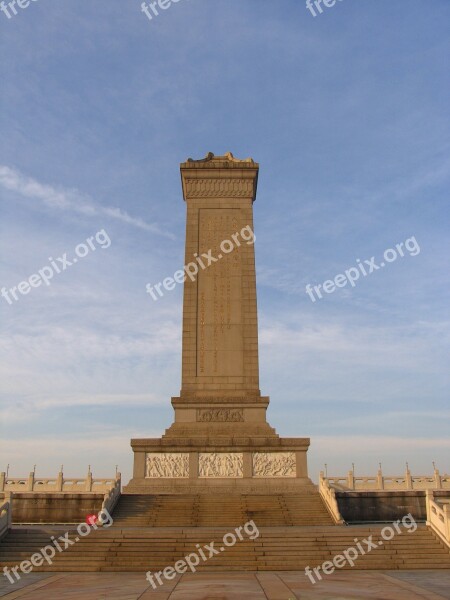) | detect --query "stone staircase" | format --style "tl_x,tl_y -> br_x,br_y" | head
1,492 -> 449,573
1,525 -> 449,572
111,491 -> 335,527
